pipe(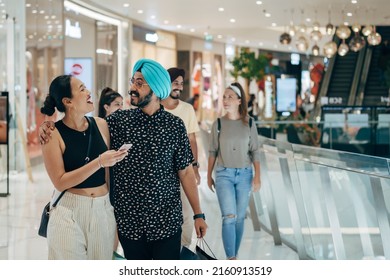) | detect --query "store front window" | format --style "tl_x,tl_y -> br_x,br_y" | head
26,0 -> 64,164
